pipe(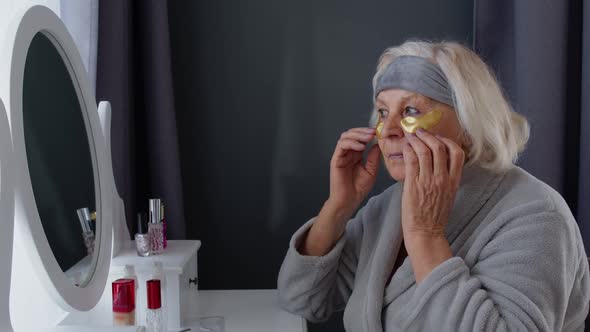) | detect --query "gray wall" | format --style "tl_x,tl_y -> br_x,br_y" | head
168,1 -> 473,330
